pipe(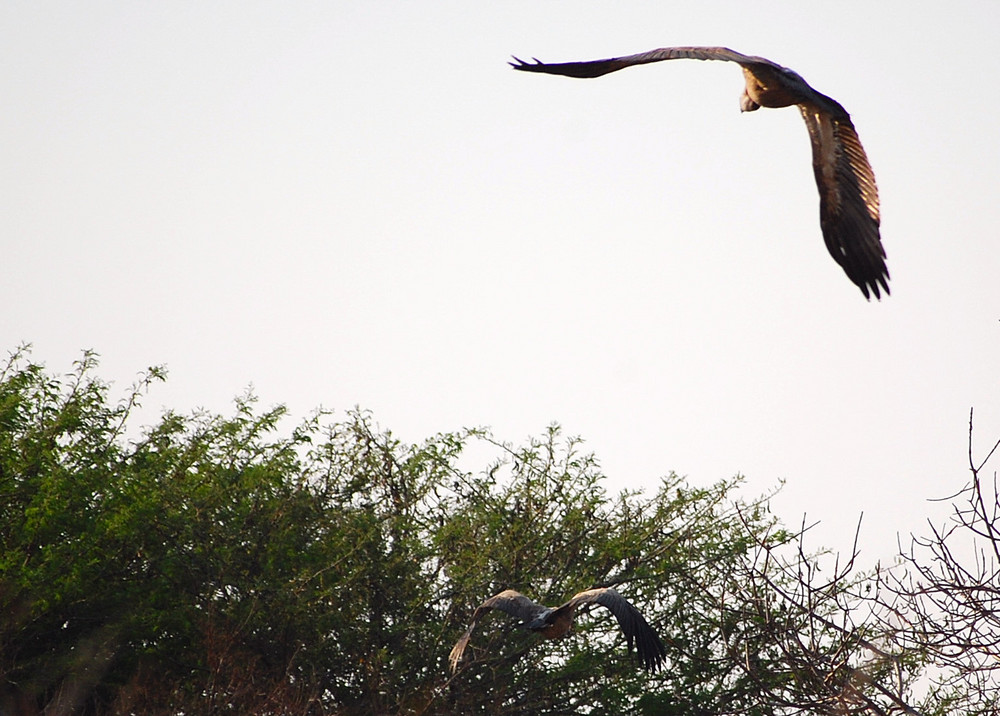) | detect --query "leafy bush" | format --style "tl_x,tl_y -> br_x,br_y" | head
1,347 -> 992,715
